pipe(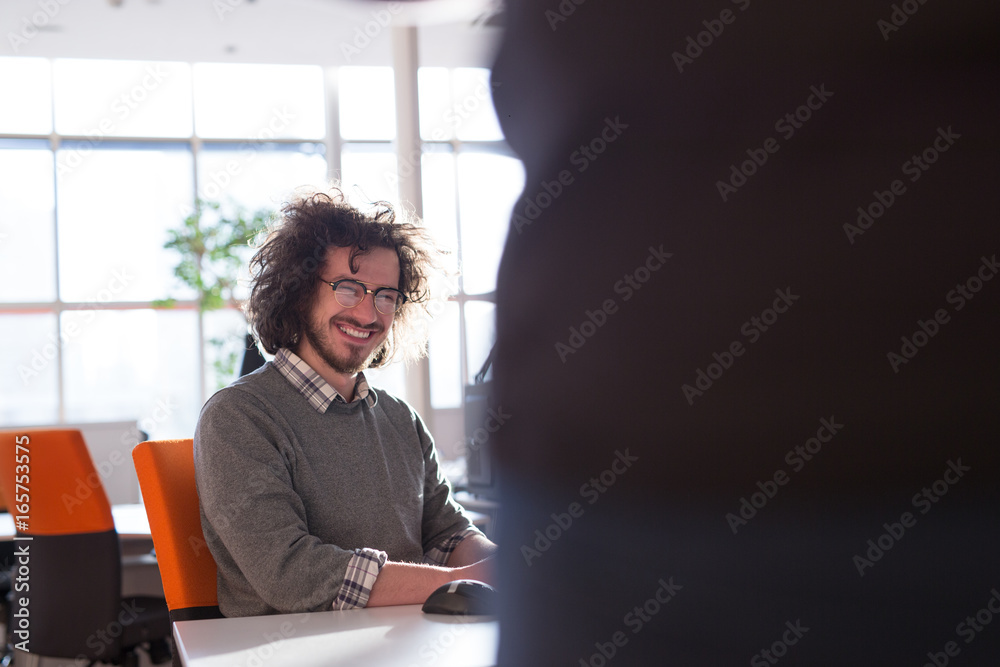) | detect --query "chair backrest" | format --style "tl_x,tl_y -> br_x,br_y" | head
0,429 -> 115,534
133,438 -> 222,621
0,429 -> 125,660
